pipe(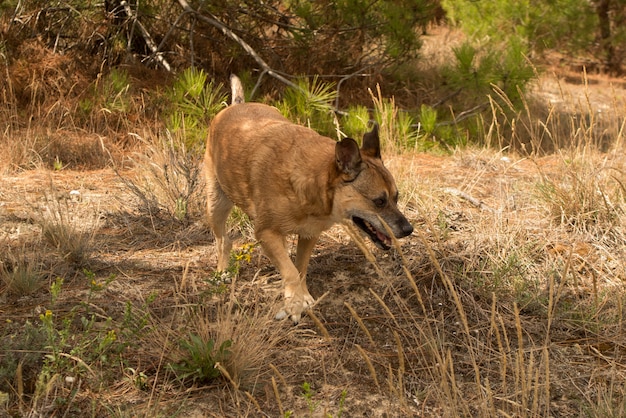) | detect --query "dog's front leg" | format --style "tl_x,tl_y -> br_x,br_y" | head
294,235 -> 319,296
257,229 -> 315,323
